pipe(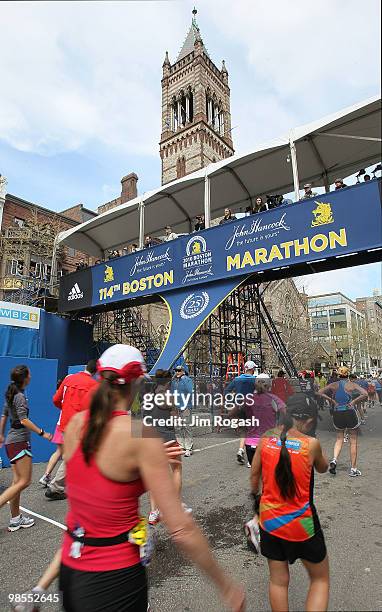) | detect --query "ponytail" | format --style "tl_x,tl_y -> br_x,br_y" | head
5,365 -> 30,408
275,413 -> 297,499
82,372 -> 120,464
